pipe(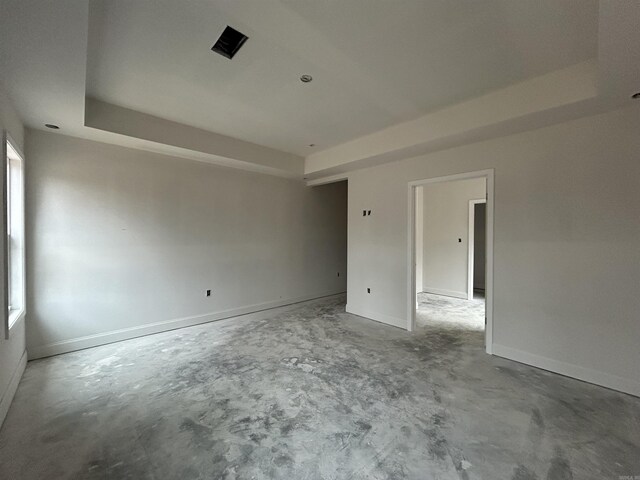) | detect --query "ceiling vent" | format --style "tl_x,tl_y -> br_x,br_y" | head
211,26 -> 248,59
